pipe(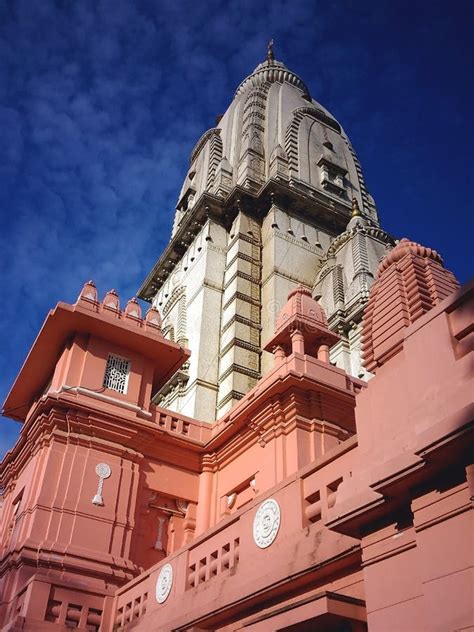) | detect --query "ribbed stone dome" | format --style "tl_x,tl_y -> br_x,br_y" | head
276,286 -> 328,331
378,238 -> 443,275
362,238 -> 459,373
172,52 -> 379,229
235,58 -> 310,98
